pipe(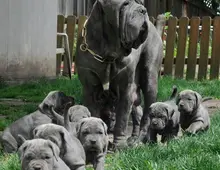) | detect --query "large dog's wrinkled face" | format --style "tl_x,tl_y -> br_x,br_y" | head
95,0 -> 148,56
76,117 -> 108,154
33,124 -> 66,150
119,0 -> 148,50
69,105 -> 91,122
149,103 -> 174,130
18,139 -> 60,170
38,91 -> 75,117
176,90 -> 202,114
